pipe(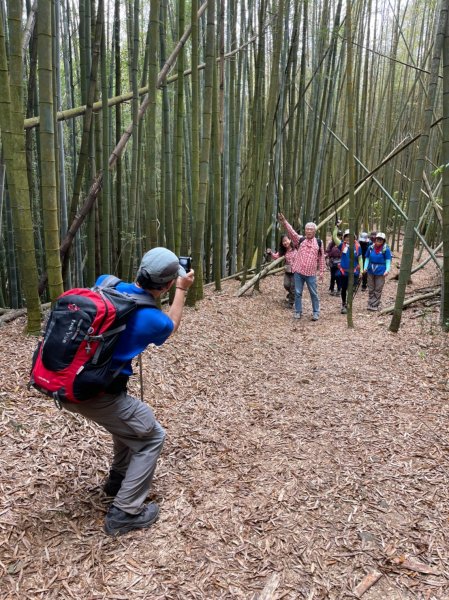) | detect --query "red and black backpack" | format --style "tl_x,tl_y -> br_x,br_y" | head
29,276 -> 156,404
